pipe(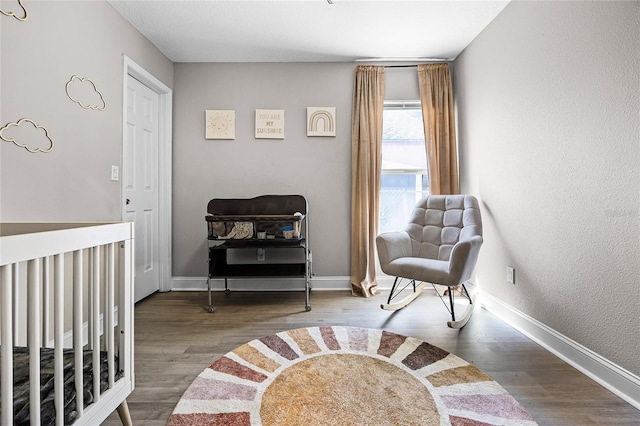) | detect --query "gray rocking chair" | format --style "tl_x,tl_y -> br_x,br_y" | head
376,194 -> 483,328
